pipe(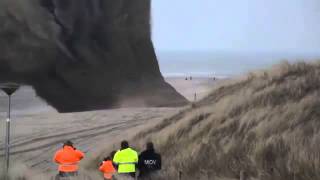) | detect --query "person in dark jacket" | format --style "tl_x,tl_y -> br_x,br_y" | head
138,142 -> 162,179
